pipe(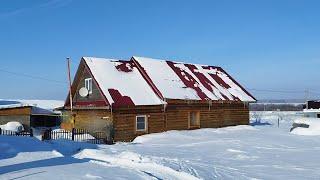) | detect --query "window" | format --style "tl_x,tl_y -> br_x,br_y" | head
189,111 -> 200,127
136,115 -> 147,131
85,78 -> 93,94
